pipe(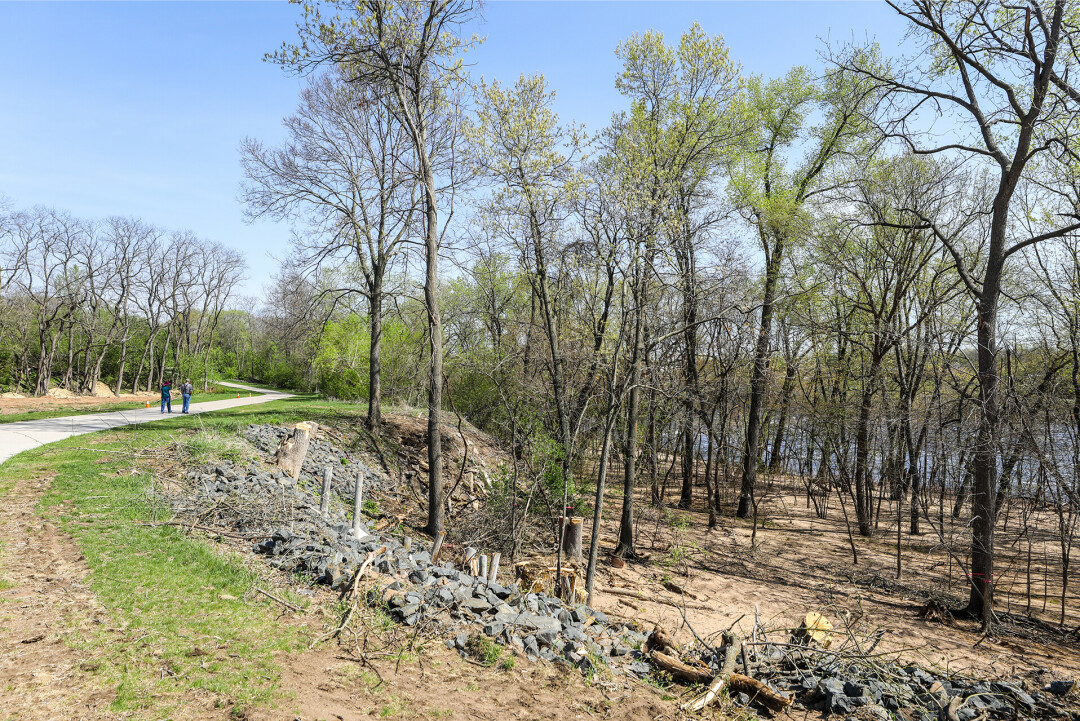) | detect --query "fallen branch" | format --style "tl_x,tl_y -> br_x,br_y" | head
683,633 -> 741,712
254,586 -> 302,613
648,649 -> 711,684
728,673 -> 791,713
310,546 -> 386,649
